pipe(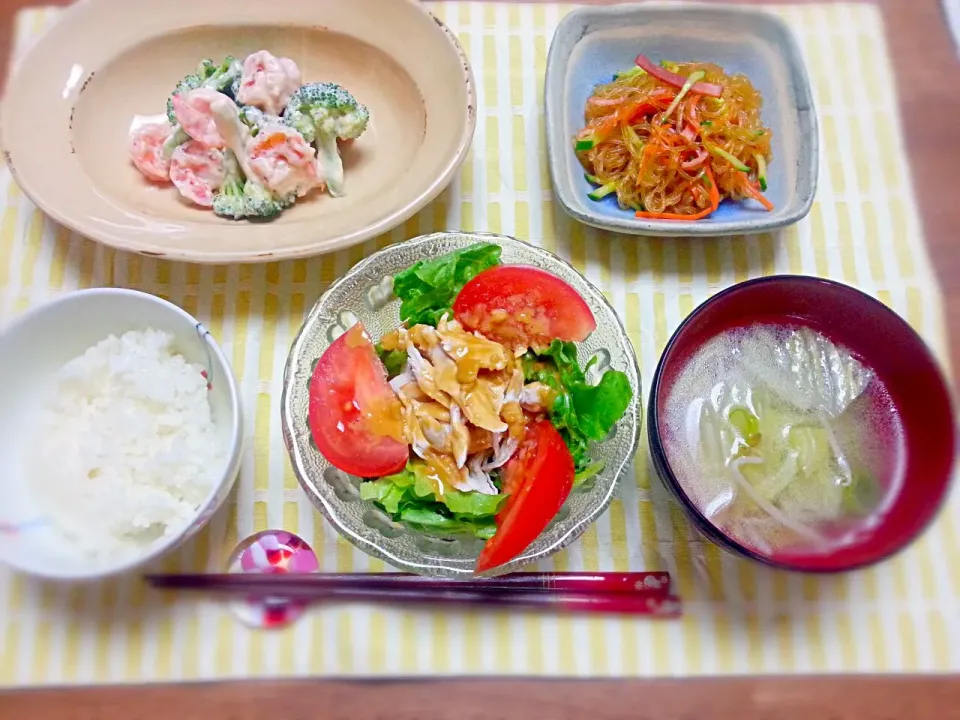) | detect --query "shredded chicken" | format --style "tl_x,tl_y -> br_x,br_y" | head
484,433 -> 520,471
465,452 -> 499,495
436,317 -> 509,384
406,343 -> 451,407
519,382 -> 556,413
449,404 -> 470,469
429,345 -> 461,399
460,375 -> 509,433
389,315 -> 552,494
397,389 -> 431,460
388,369 -> 415,395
